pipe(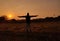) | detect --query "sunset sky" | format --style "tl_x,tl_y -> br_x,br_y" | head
0,0 -> 60,20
